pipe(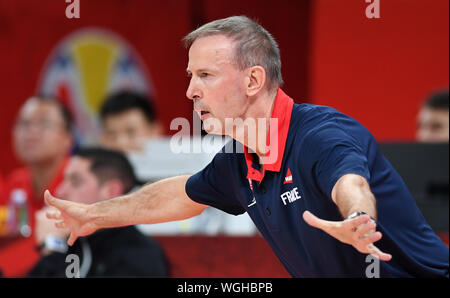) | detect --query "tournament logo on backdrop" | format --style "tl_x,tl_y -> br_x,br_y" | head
37,28 -> 154,143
